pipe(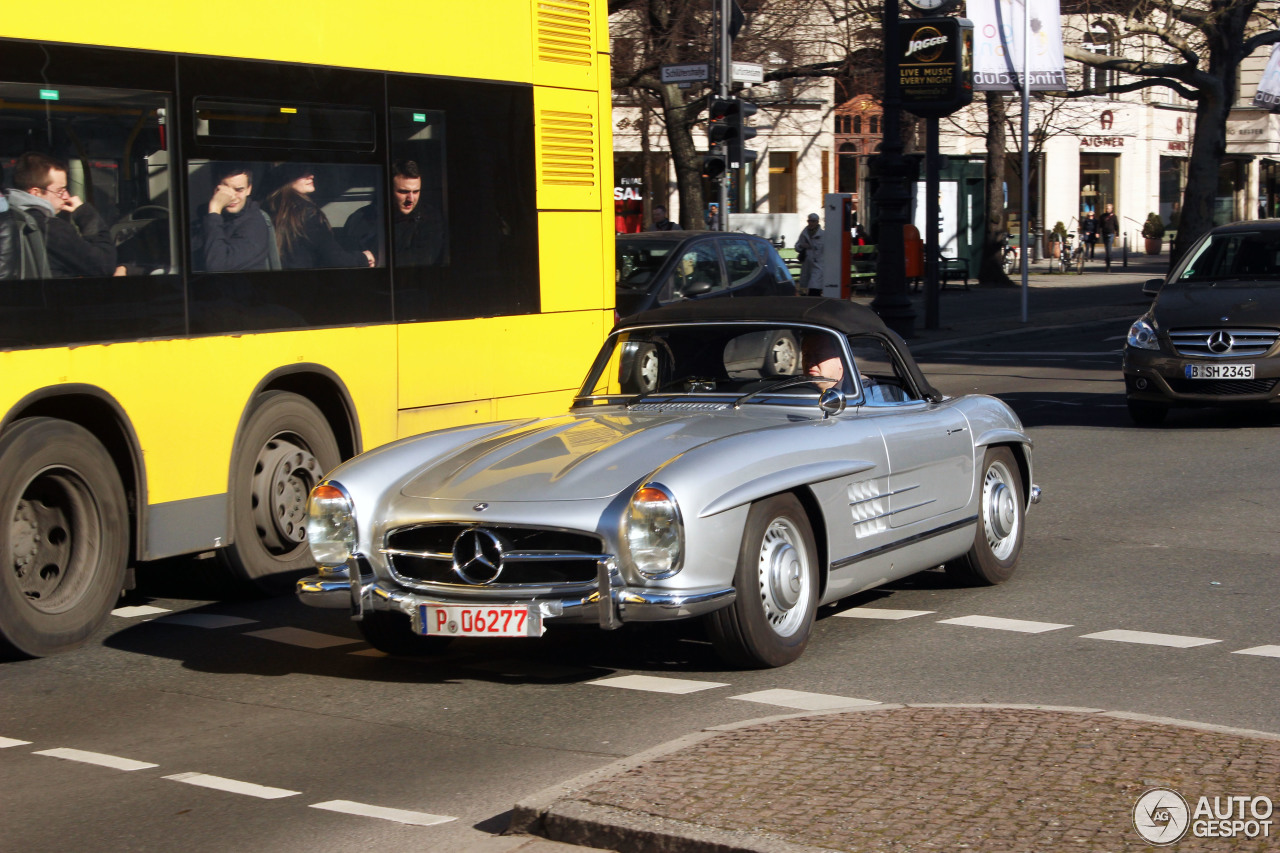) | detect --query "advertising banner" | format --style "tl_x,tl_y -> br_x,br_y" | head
1253,43 -> 1280,111
968,0 -> 1067,91
899,18 -> 975,118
